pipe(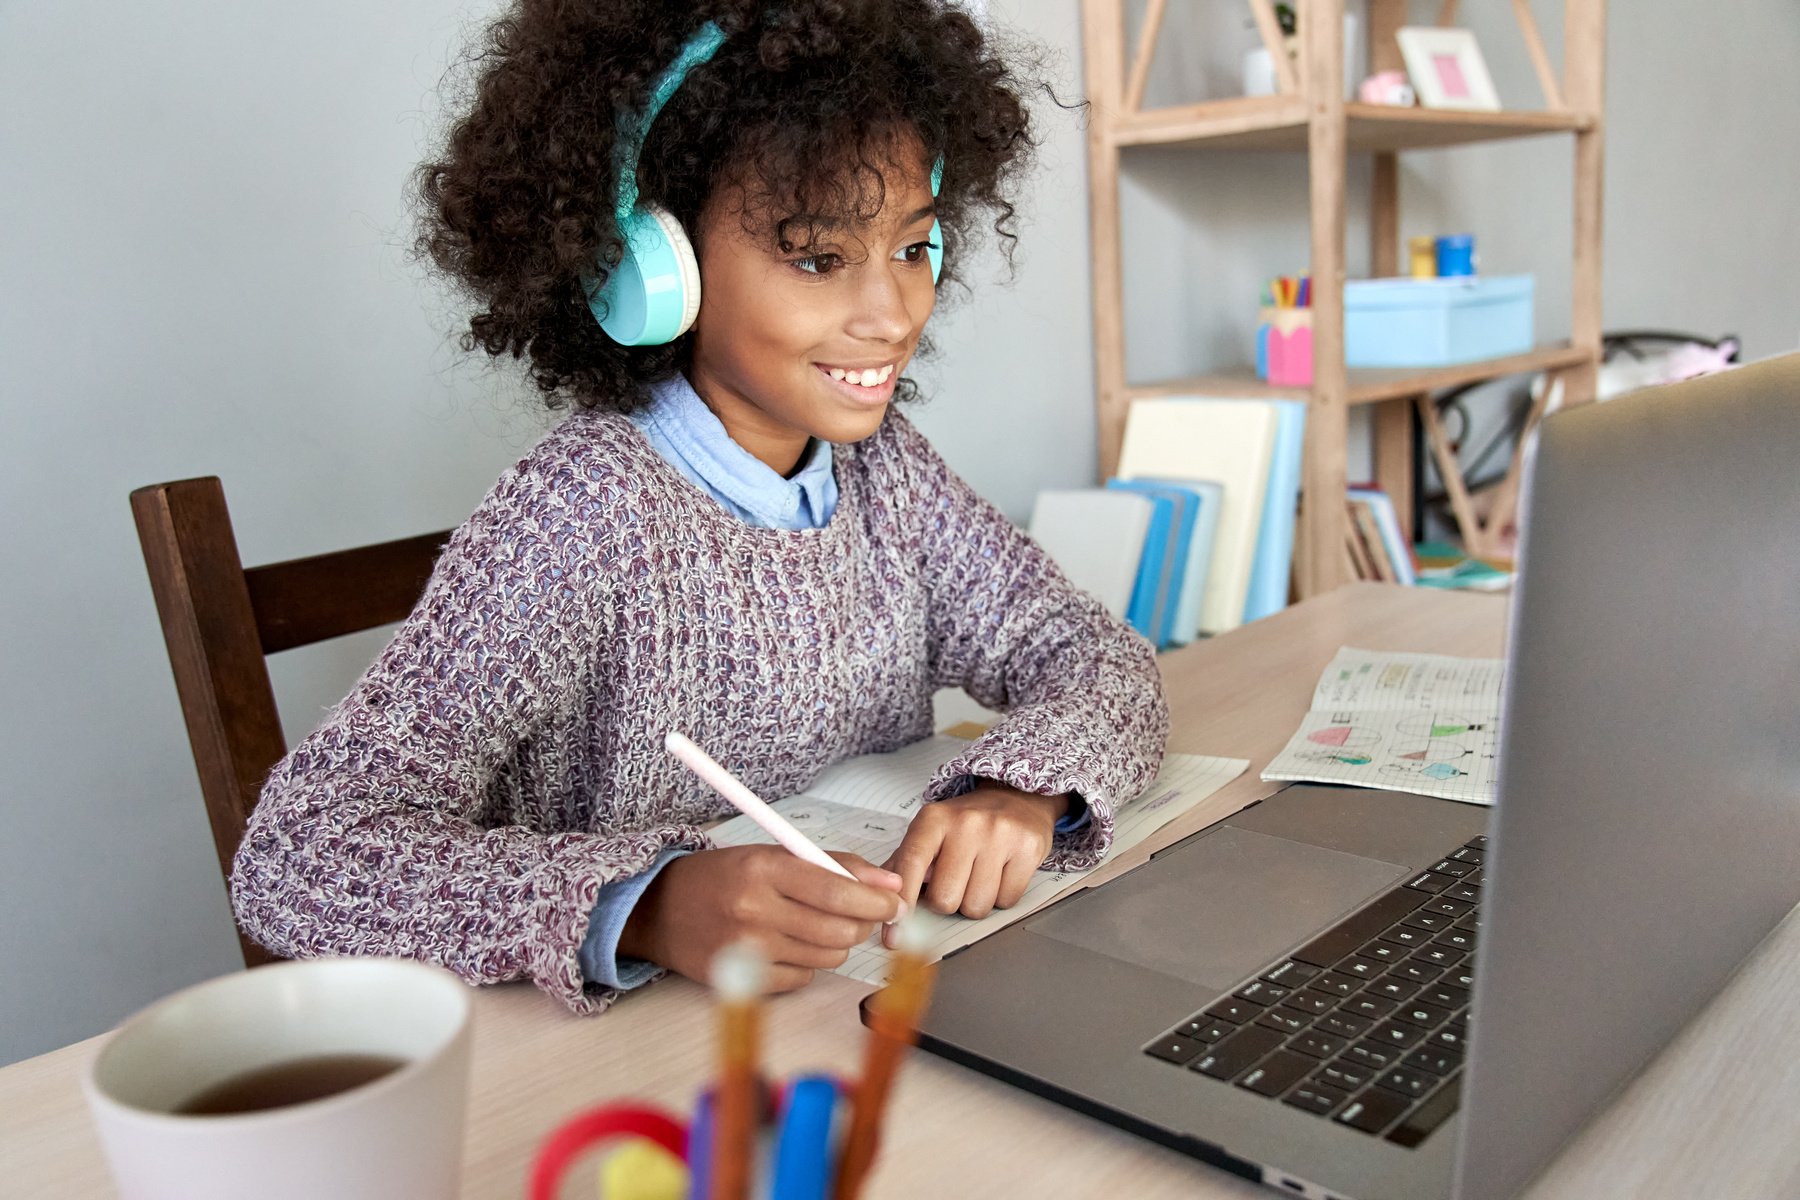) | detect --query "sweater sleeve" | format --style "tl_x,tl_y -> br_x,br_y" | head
885,417 -> 1170,871
229,443 -> 709,1016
